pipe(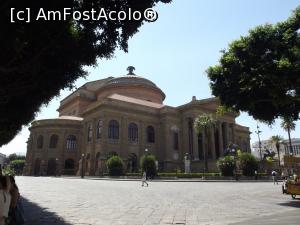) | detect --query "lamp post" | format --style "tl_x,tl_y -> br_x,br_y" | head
81,153 -> 85,179
55,158 -> 59,177
255,124 -> 262,161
